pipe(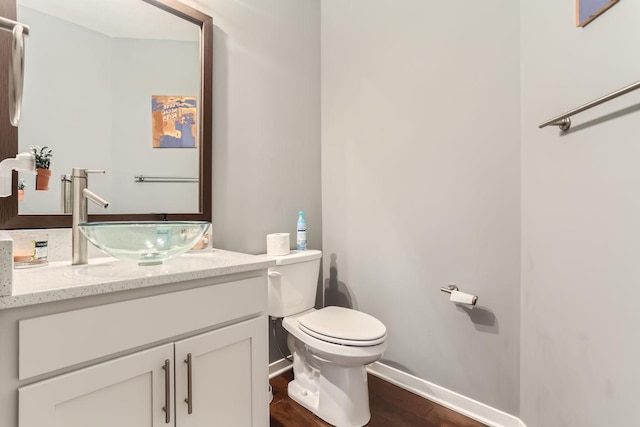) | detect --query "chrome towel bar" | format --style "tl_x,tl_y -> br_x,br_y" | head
0,16 -> 29,35
134,175 -> 198,183
539,80 -> 640,131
